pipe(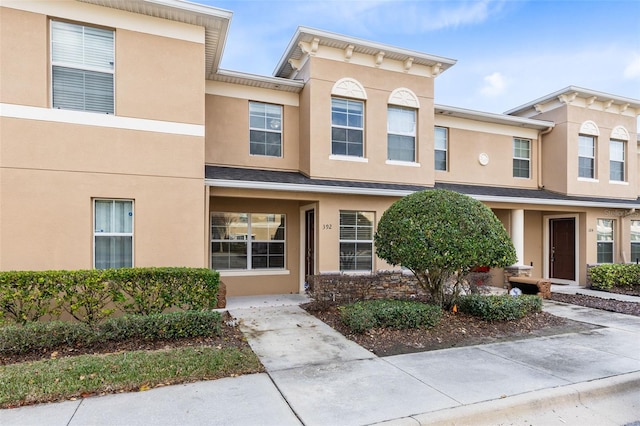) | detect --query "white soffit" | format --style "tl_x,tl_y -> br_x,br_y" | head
274,26 -> 457,79
506,86 -> 640,116
435,104 -> 554,130
211,69 -> 304,93
77,0 -> 232,79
